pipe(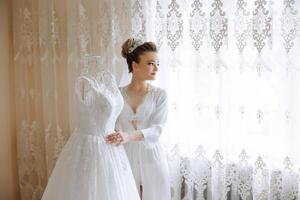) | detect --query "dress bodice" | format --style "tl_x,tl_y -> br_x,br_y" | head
74,70 -> 123,135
